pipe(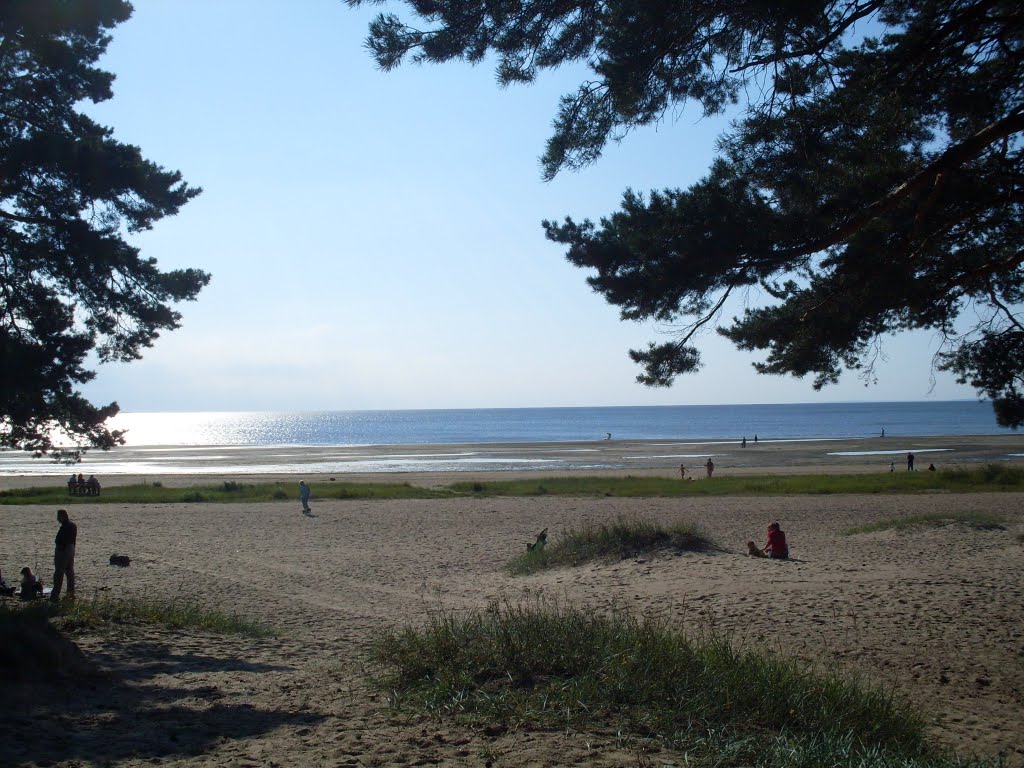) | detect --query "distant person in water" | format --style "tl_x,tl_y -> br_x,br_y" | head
605,433 -> 612,440
753,434 -> 758,443
704,458 -> 715,478
881,428 -> 885,438
299,480 -> 311,513
907,452 -> 915,471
